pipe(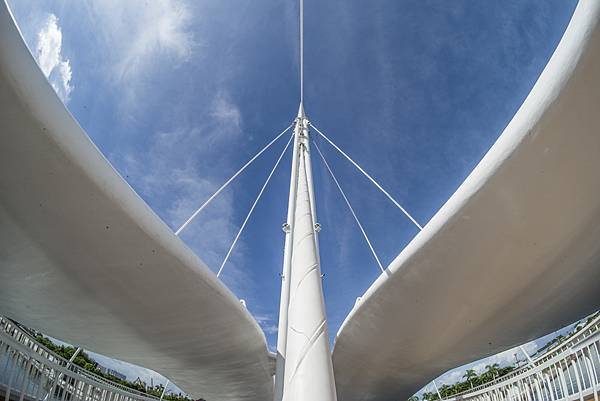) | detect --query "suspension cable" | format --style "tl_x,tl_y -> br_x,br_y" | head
217,133 -> 295,278
313,142 -> 385,273
310,122 -> 423,231
175,123 -> 294,236
300,0 -> 304,104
